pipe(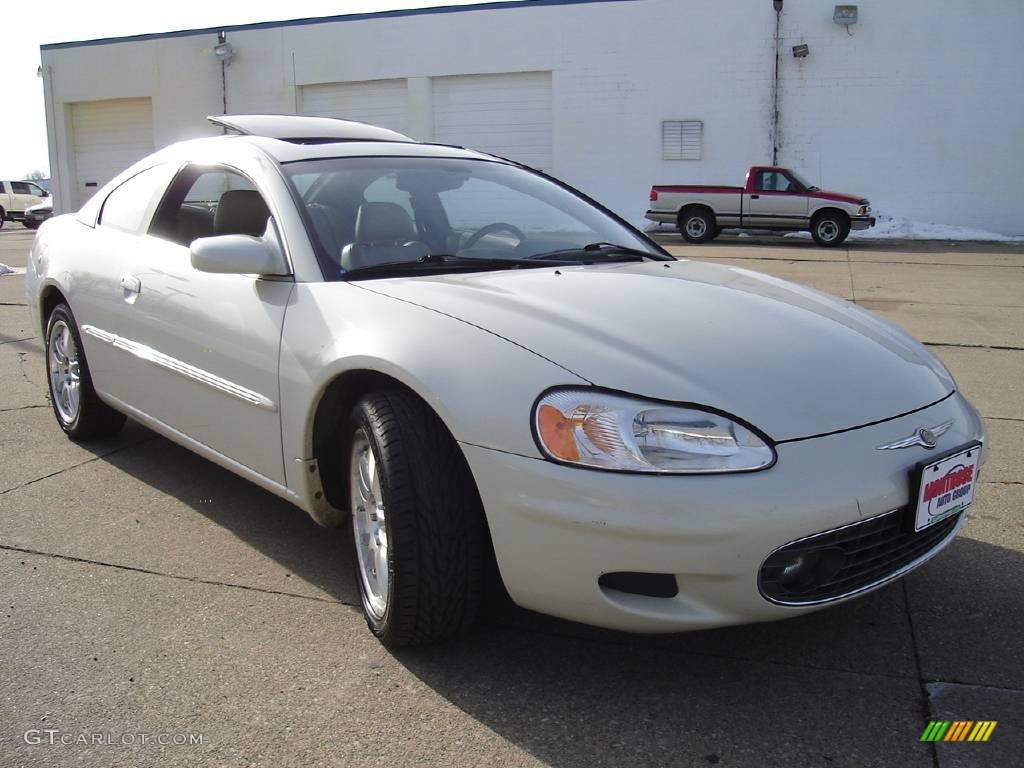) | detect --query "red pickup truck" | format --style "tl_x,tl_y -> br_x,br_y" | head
646,166 -> 875,247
